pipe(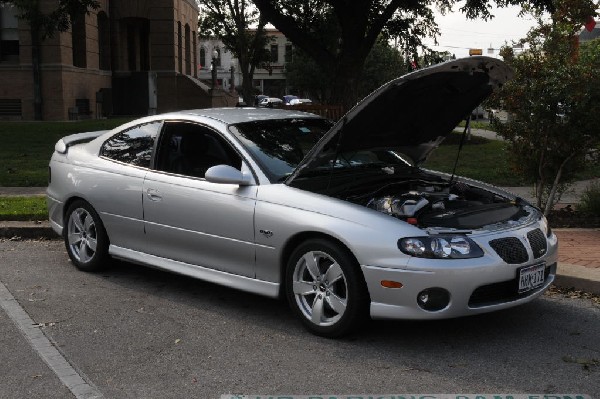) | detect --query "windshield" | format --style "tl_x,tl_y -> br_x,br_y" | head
230,118 -> 334,182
